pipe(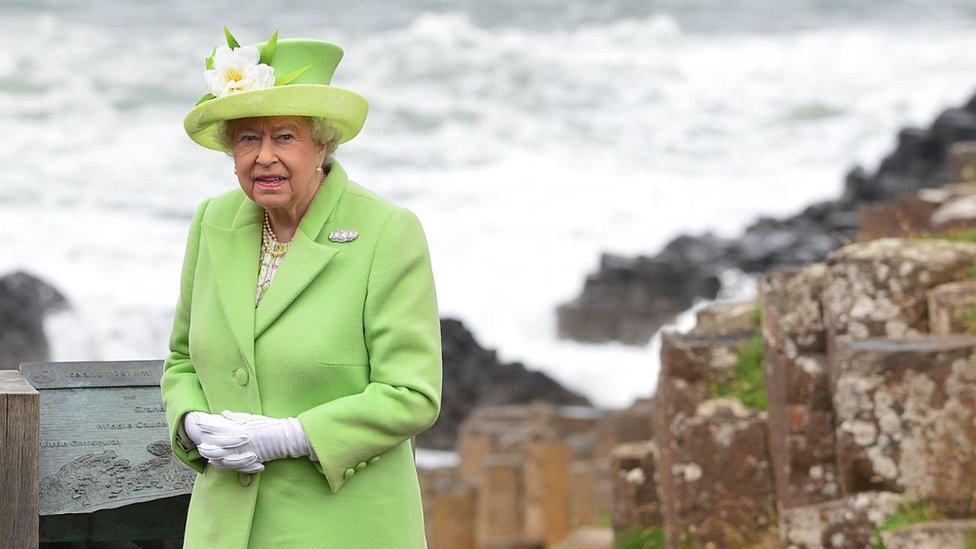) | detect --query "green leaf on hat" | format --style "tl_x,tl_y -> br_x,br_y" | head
274,64 -> 312,86
223,26 -> 240,48
204,46 -> 216,70
260,28 -> 279,65
195,93 -> 216,106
